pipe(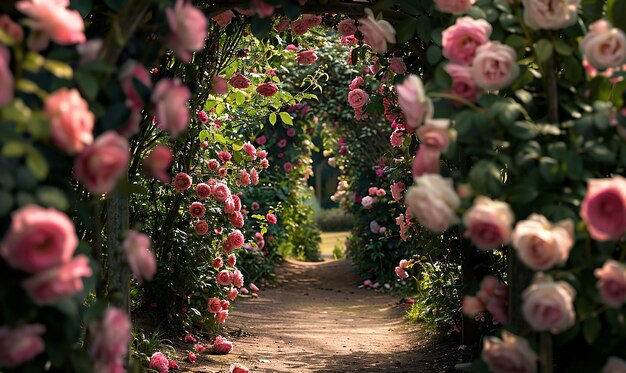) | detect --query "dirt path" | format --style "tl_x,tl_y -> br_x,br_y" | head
193,259 -> 461,373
